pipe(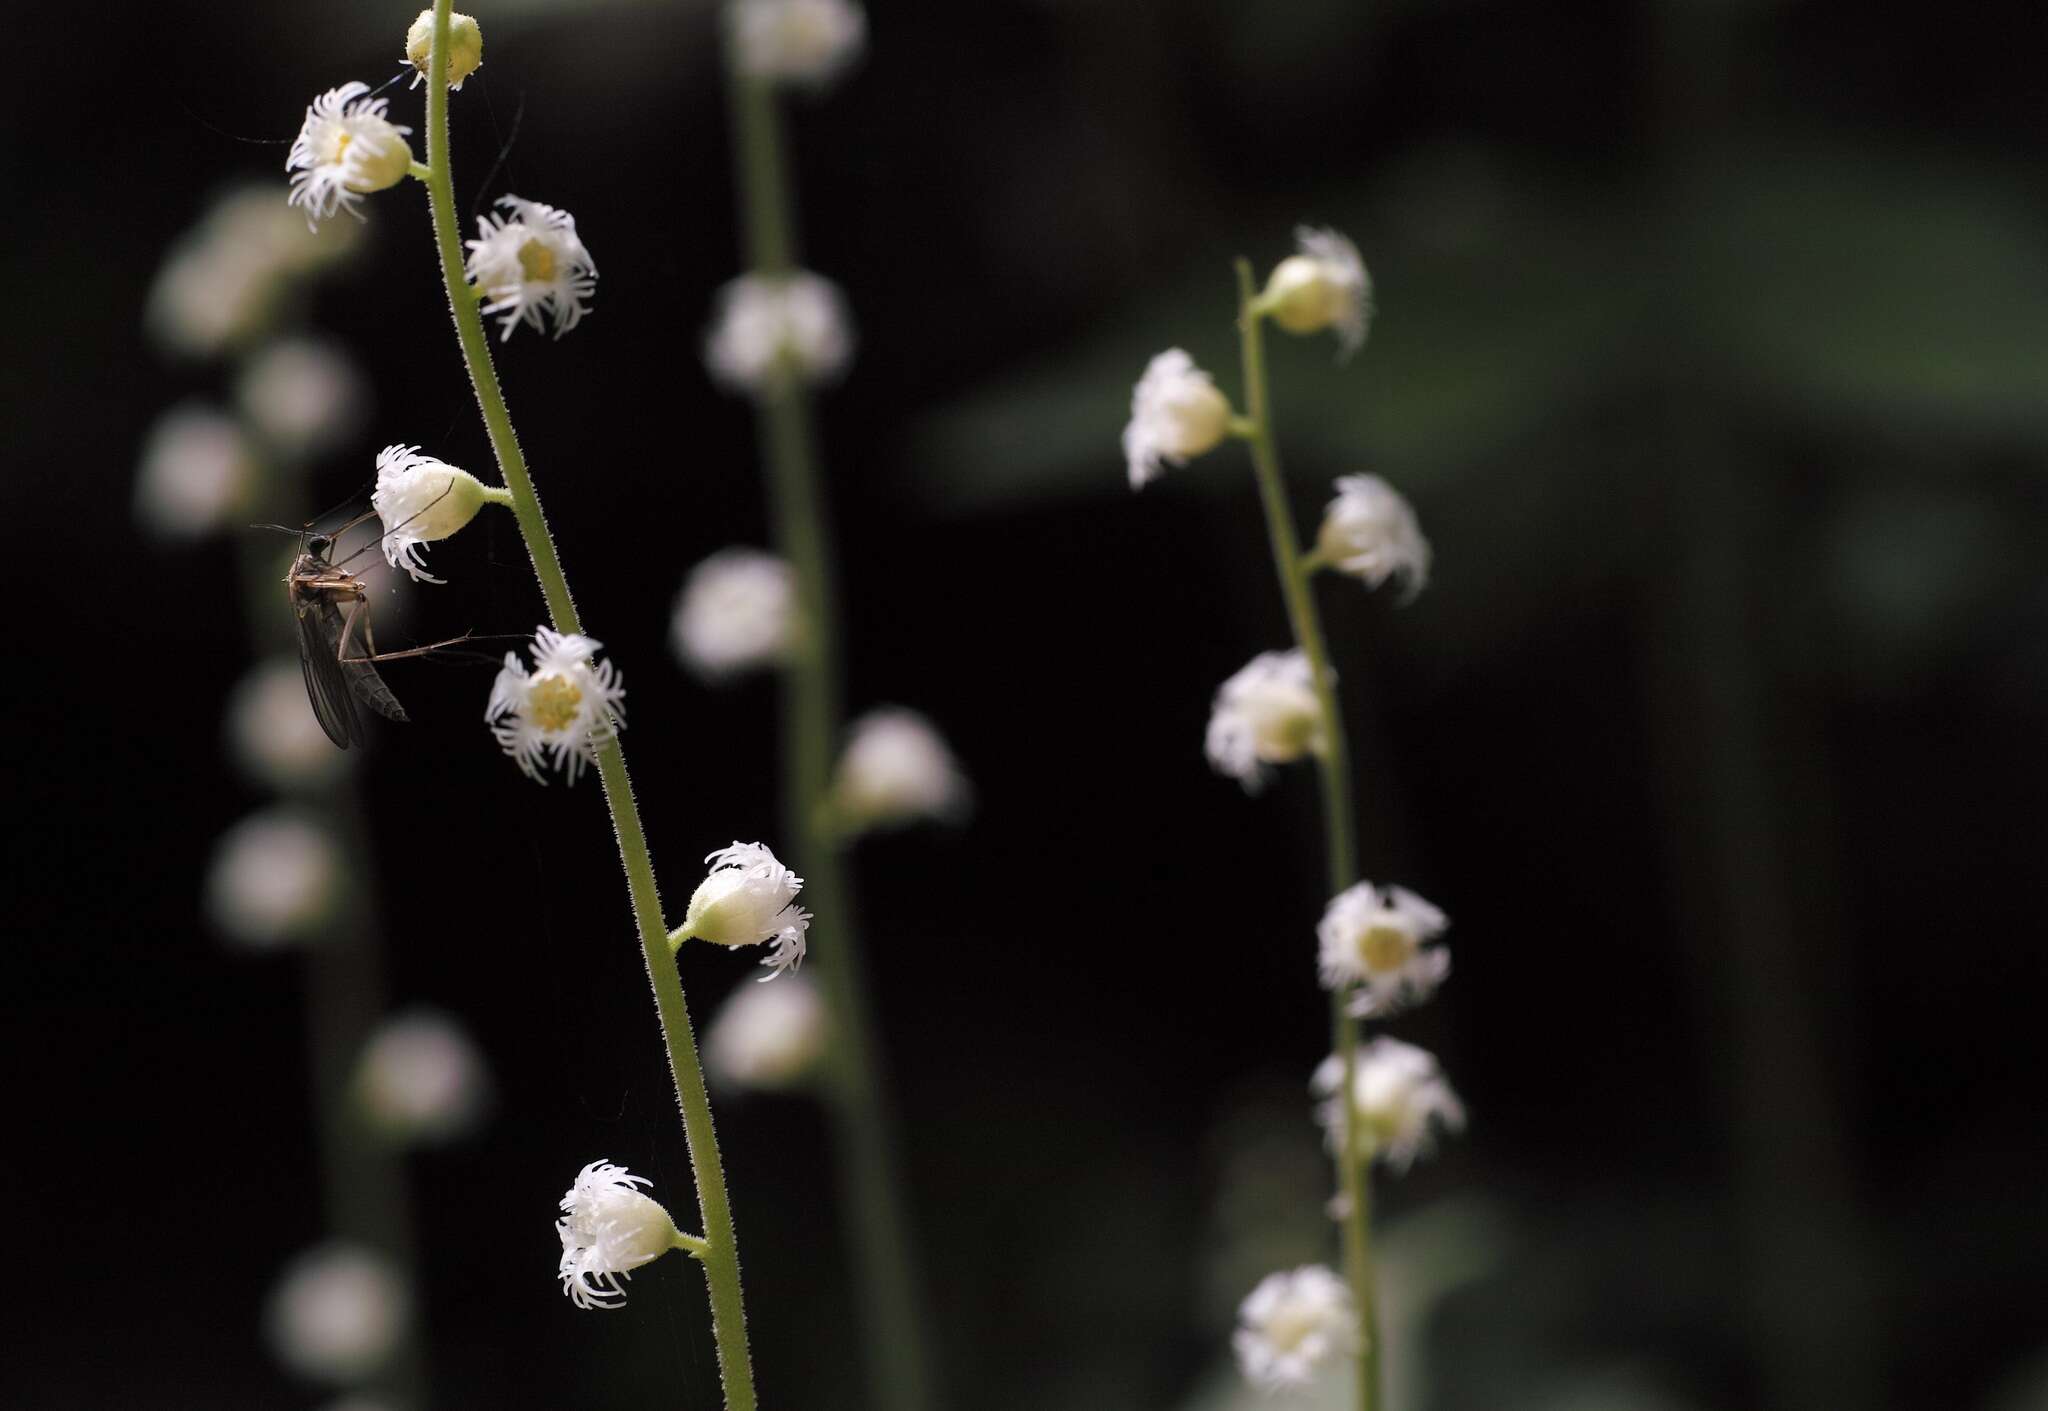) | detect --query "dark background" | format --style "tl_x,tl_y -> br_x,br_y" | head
7,0 -> 2048,1407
